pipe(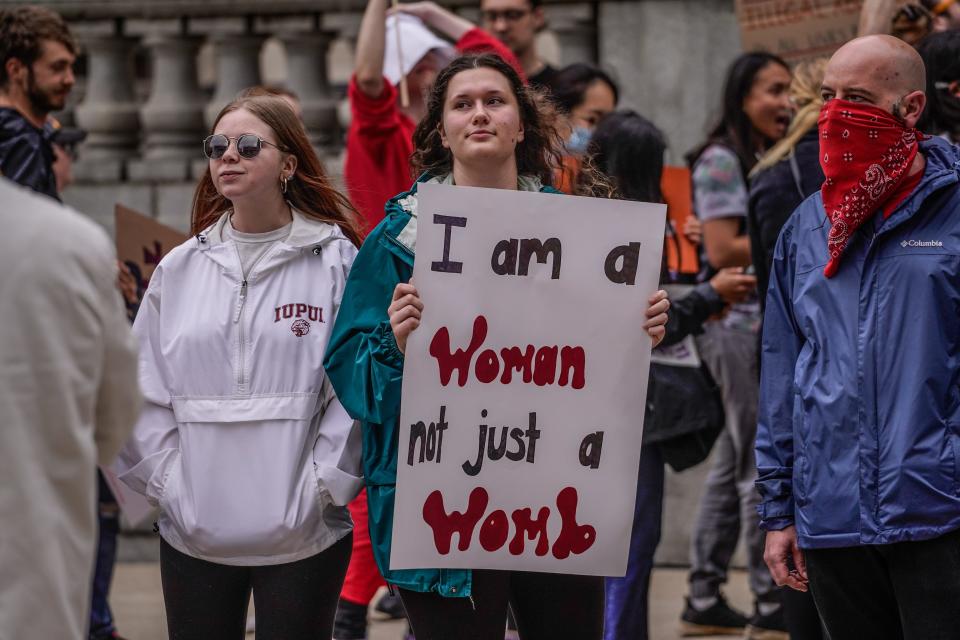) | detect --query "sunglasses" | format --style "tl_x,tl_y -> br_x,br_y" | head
203,134 -> 284,159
